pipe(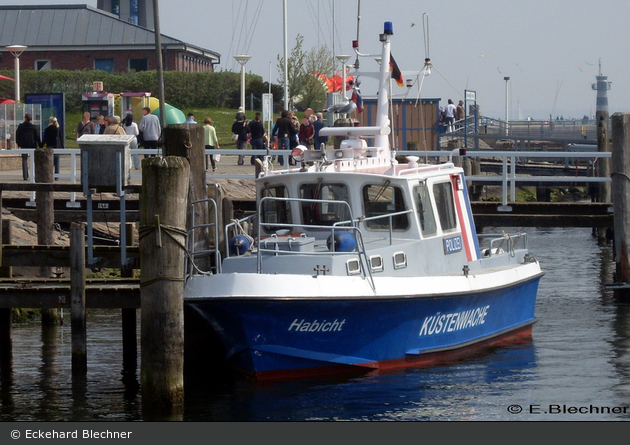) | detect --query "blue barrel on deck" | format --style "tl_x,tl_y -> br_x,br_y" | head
327,231 -> 357,252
